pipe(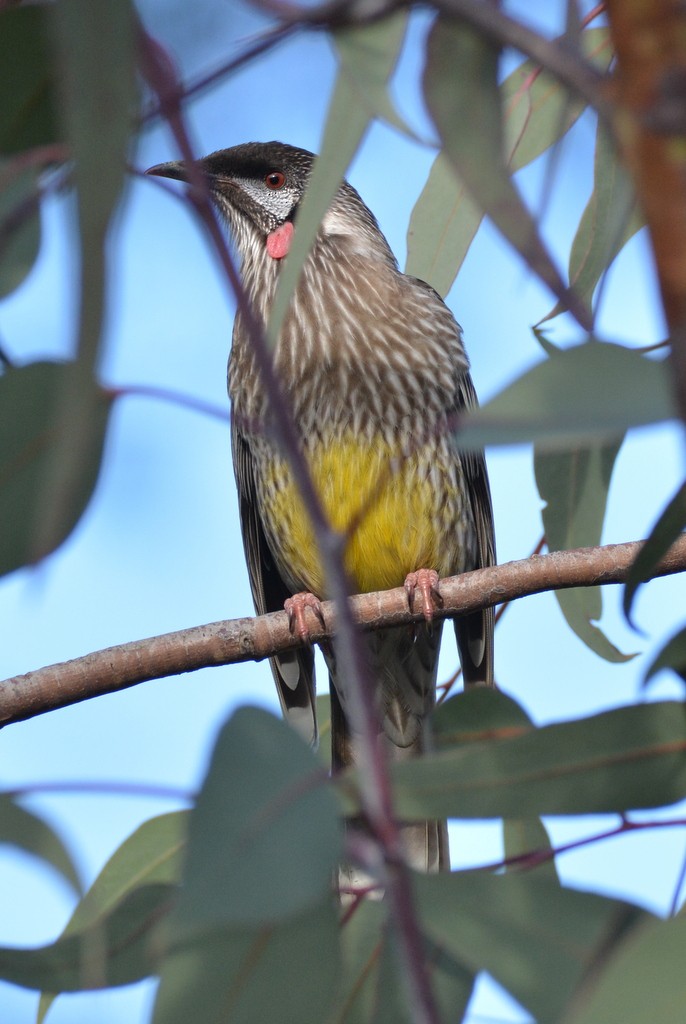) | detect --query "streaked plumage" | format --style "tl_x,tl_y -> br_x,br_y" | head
146,142 -> 495,875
